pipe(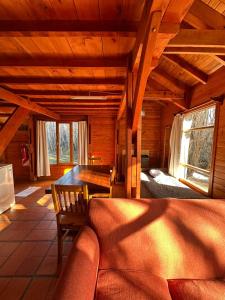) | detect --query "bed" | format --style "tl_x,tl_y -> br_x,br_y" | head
141,169 -> 207,199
